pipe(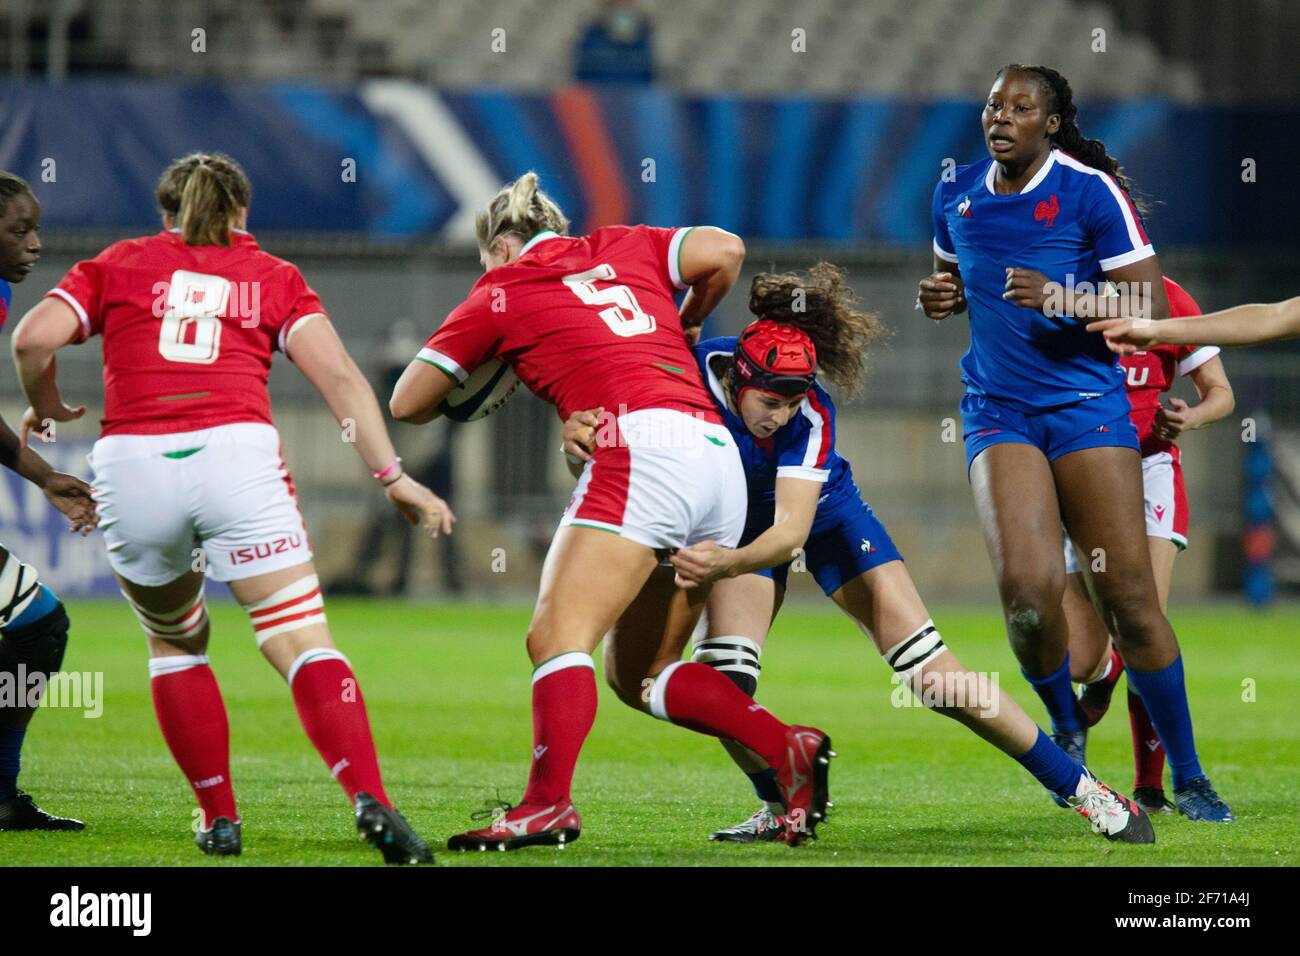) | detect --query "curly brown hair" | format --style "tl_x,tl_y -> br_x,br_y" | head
747,262 -> 888,397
